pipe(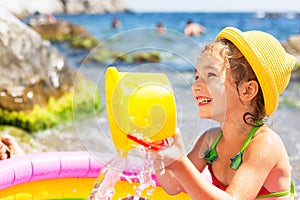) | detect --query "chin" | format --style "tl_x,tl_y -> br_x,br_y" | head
198,111 -> 211,119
